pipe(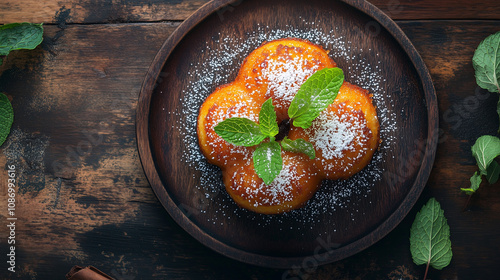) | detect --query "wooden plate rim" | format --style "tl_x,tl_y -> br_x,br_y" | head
136,0 -> 438,268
